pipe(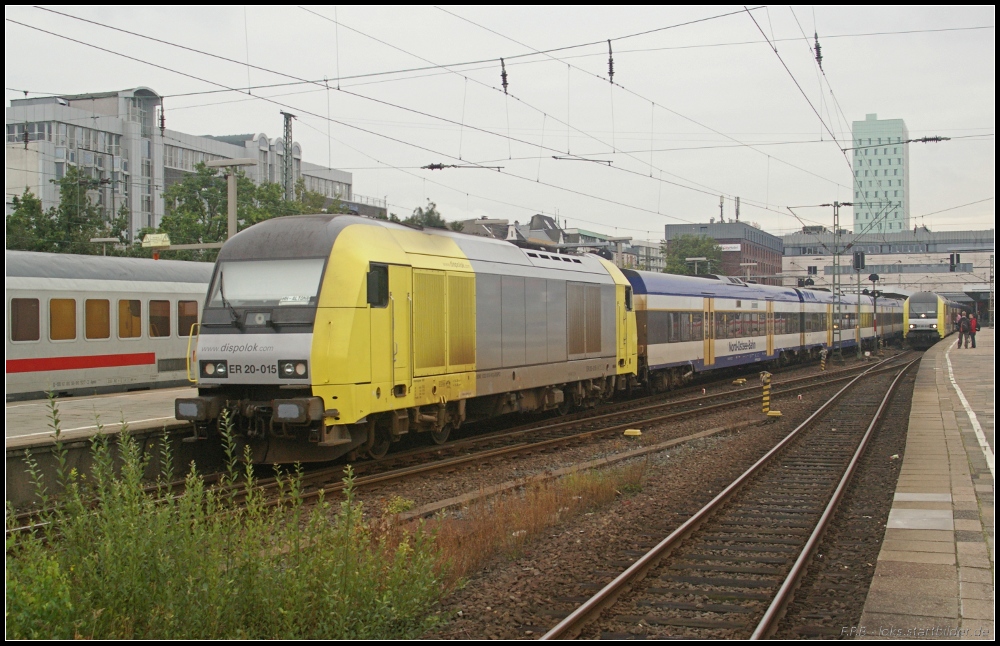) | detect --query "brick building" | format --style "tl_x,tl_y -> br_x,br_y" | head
664,221 -> 784,285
